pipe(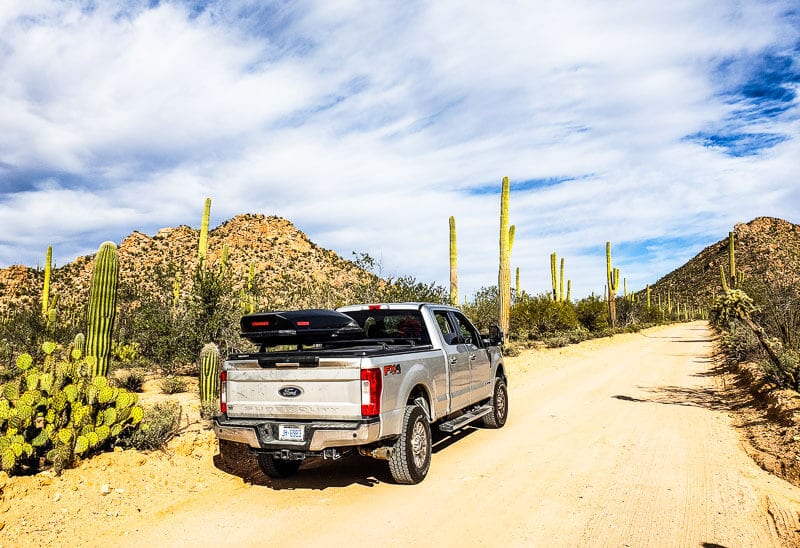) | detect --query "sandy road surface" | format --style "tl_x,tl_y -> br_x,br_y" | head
63,323 -> 800,545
